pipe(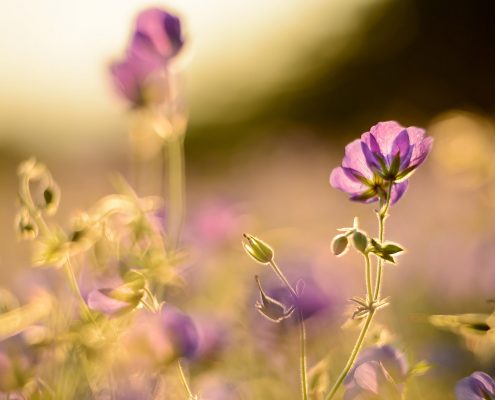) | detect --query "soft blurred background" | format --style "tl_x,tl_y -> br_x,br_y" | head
2,0 -> 495,398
